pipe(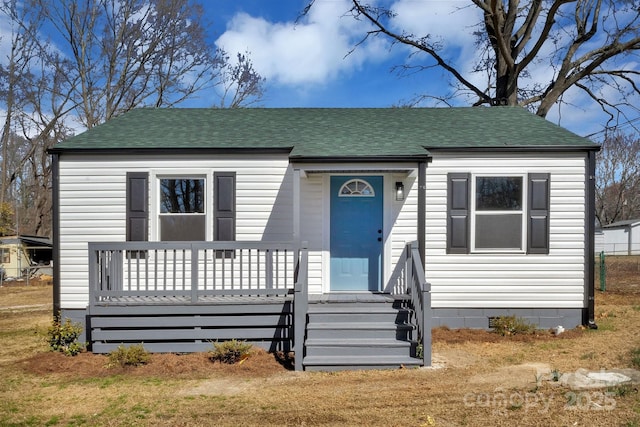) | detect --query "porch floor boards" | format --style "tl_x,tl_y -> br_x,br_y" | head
93,293 -> 406,306
93,294 -> 293,306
